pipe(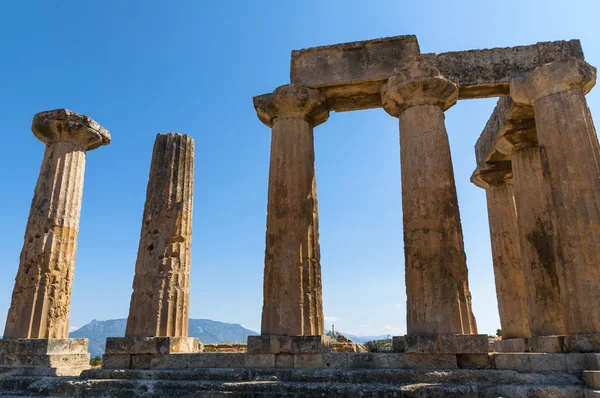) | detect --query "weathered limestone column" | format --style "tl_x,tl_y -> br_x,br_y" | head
4,109 -> 110,339
126,133 -> 195,338
103,133 -> 199,370
1,109 -> 109,376
253,84 -> 328,337
511,140 -> 568,338
511,58 -> 600,337
472,166 -> 531,340
382,61 -> 478,335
